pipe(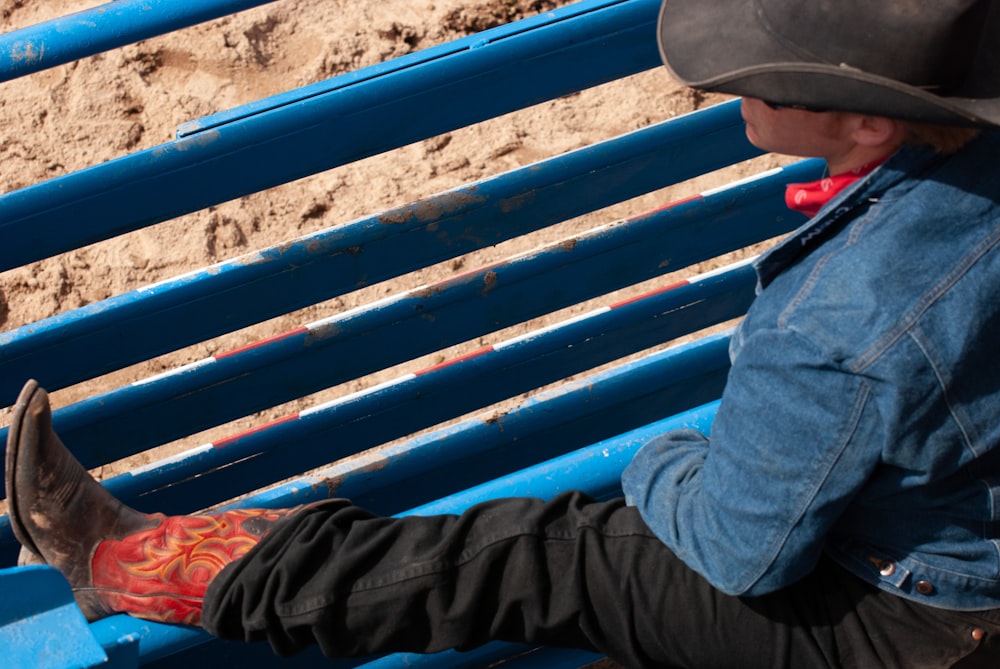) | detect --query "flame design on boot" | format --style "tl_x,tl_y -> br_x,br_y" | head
91,508 -> 301,625
5,379 -> 306,625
